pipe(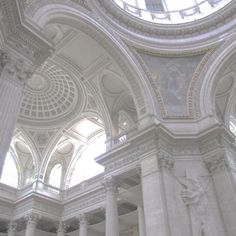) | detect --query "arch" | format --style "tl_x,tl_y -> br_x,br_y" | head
48,163 -> 63,188
65,132 -> 106,188
199,35 -> 236,119
0,149 -> 20,188
27,3 -> 158,120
